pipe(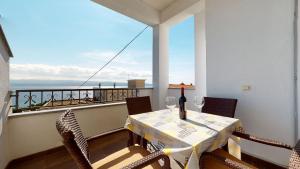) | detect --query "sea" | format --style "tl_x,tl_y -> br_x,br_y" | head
10,80 -> 152,109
